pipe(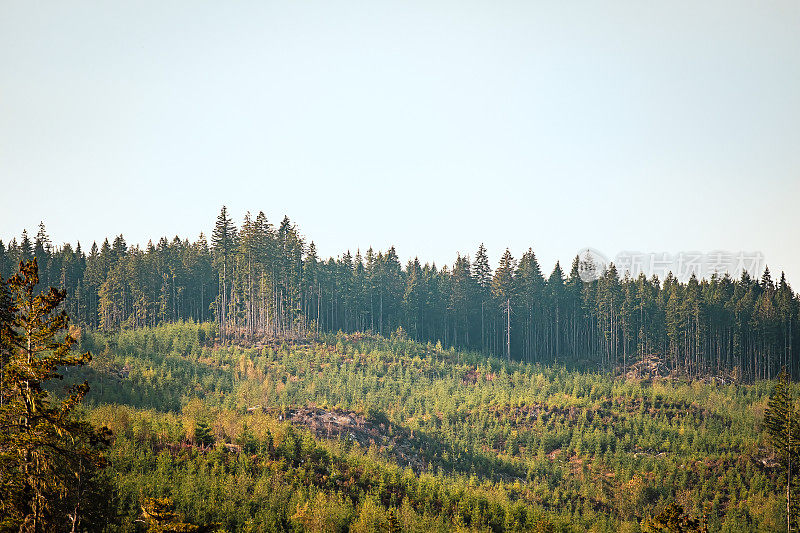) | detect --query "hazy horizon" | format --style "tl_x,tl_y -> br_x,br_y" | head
2,1 -> 798,283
